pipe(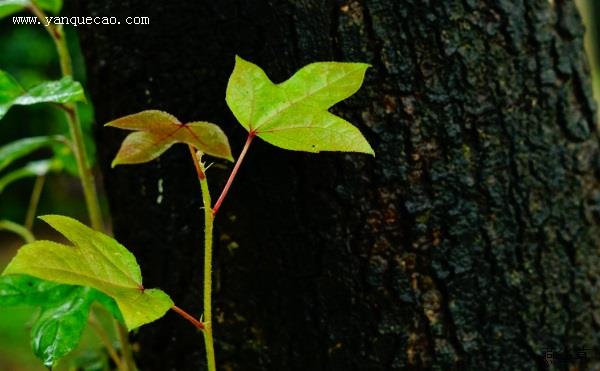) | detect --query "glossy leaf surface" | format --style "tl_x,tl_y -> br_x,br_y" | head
0,71 -> 85,119
0,274 -> 122,367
